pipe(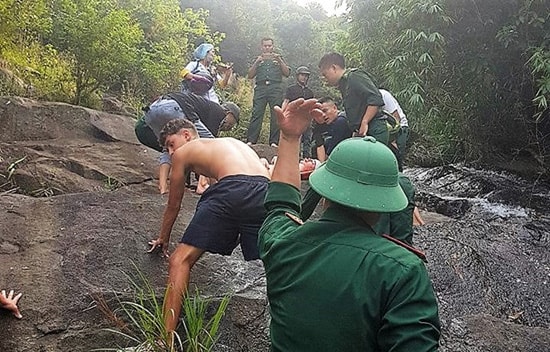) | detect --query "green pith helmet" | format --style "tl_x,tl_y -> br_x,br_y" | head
296,66 -> 311,75
309,136 -> 407,212
221,101 -> 240,122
